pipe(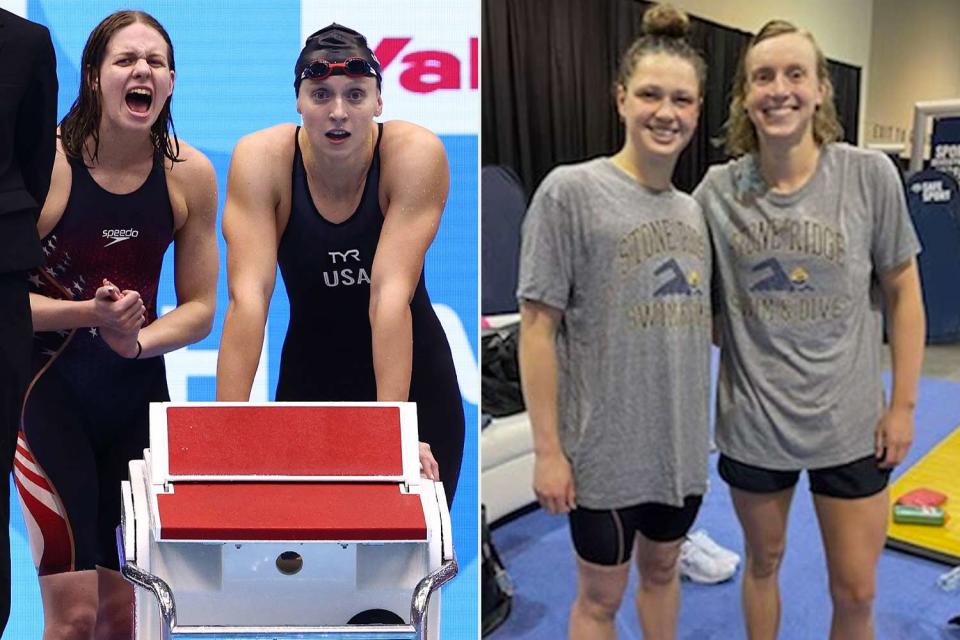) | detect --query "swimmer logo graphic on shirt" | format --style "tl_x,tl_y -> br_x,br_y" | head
750,258 -> 812,292
617,220 -> 708,330
728,216 -> 850,324
653,259 -> 702,297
